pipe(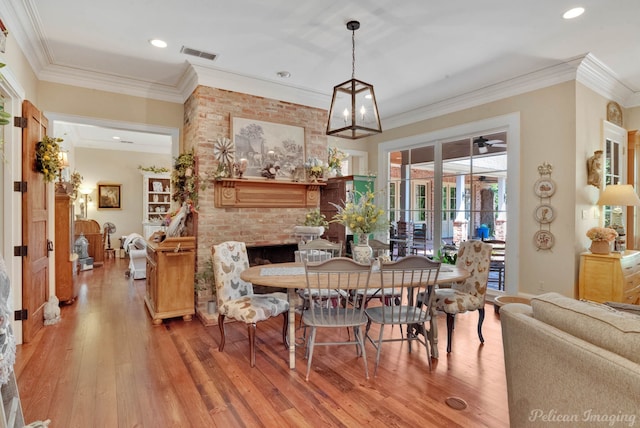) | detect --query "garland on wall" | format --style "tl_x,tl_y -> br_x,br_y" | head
171,149 -> 198,207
